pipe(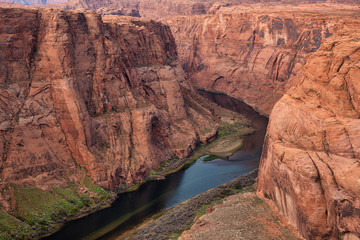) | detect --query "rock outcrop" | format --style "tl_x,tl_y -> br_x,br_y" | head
257,32 -> 360,239
0,6 -> 227,201
163,4 -> 360,114
180,192 -> 298,240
